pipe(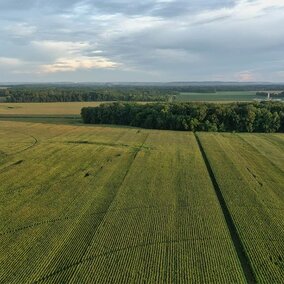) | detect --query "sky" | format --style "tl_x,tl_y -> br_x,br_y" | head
0,0 -> 284,83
